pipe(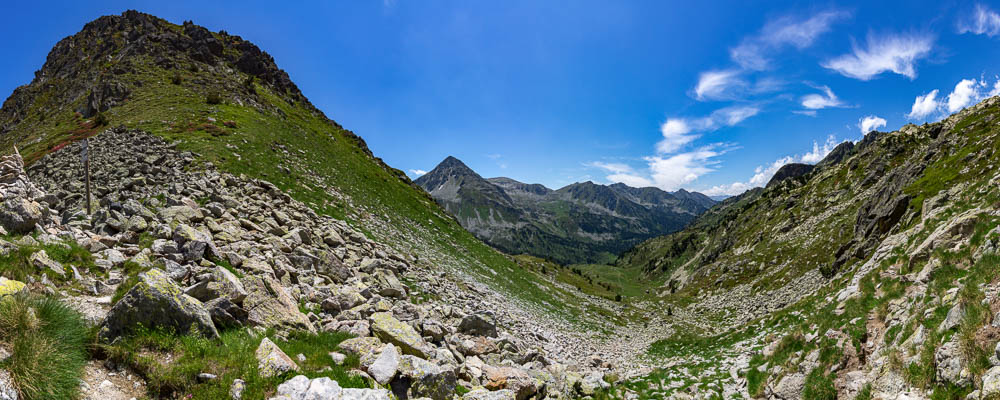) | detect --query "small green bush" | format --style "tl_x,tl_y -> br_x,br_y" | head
206,92 -> 223,105
94,111 -> 109,126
